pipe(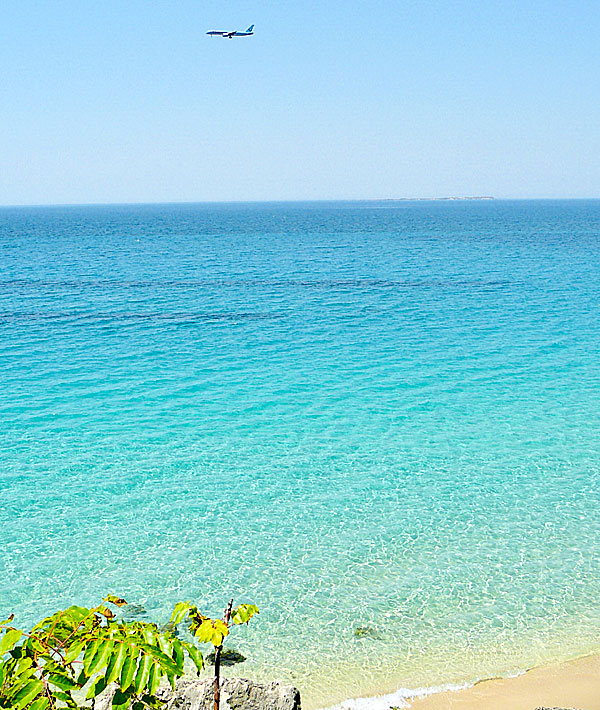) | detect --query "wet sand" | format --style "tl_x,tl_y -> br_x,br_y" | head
409,654 -> 600,710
